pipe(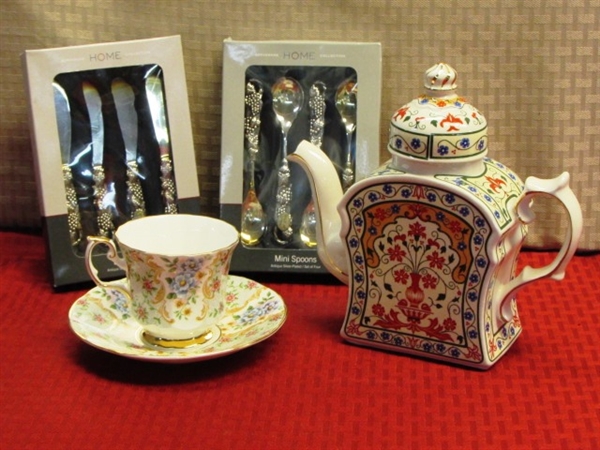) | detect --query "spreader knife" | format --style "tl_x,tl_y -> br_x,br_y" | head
53,82 -> 82,246
83,81 -> 113,236
112,78 -> 146,219
145,75 -> 178,214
